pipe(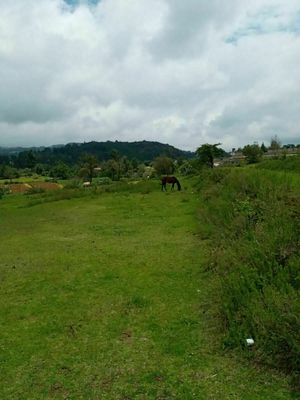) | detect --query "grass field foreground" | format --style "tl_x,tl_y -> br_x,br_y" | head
0,180 -> 293,399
